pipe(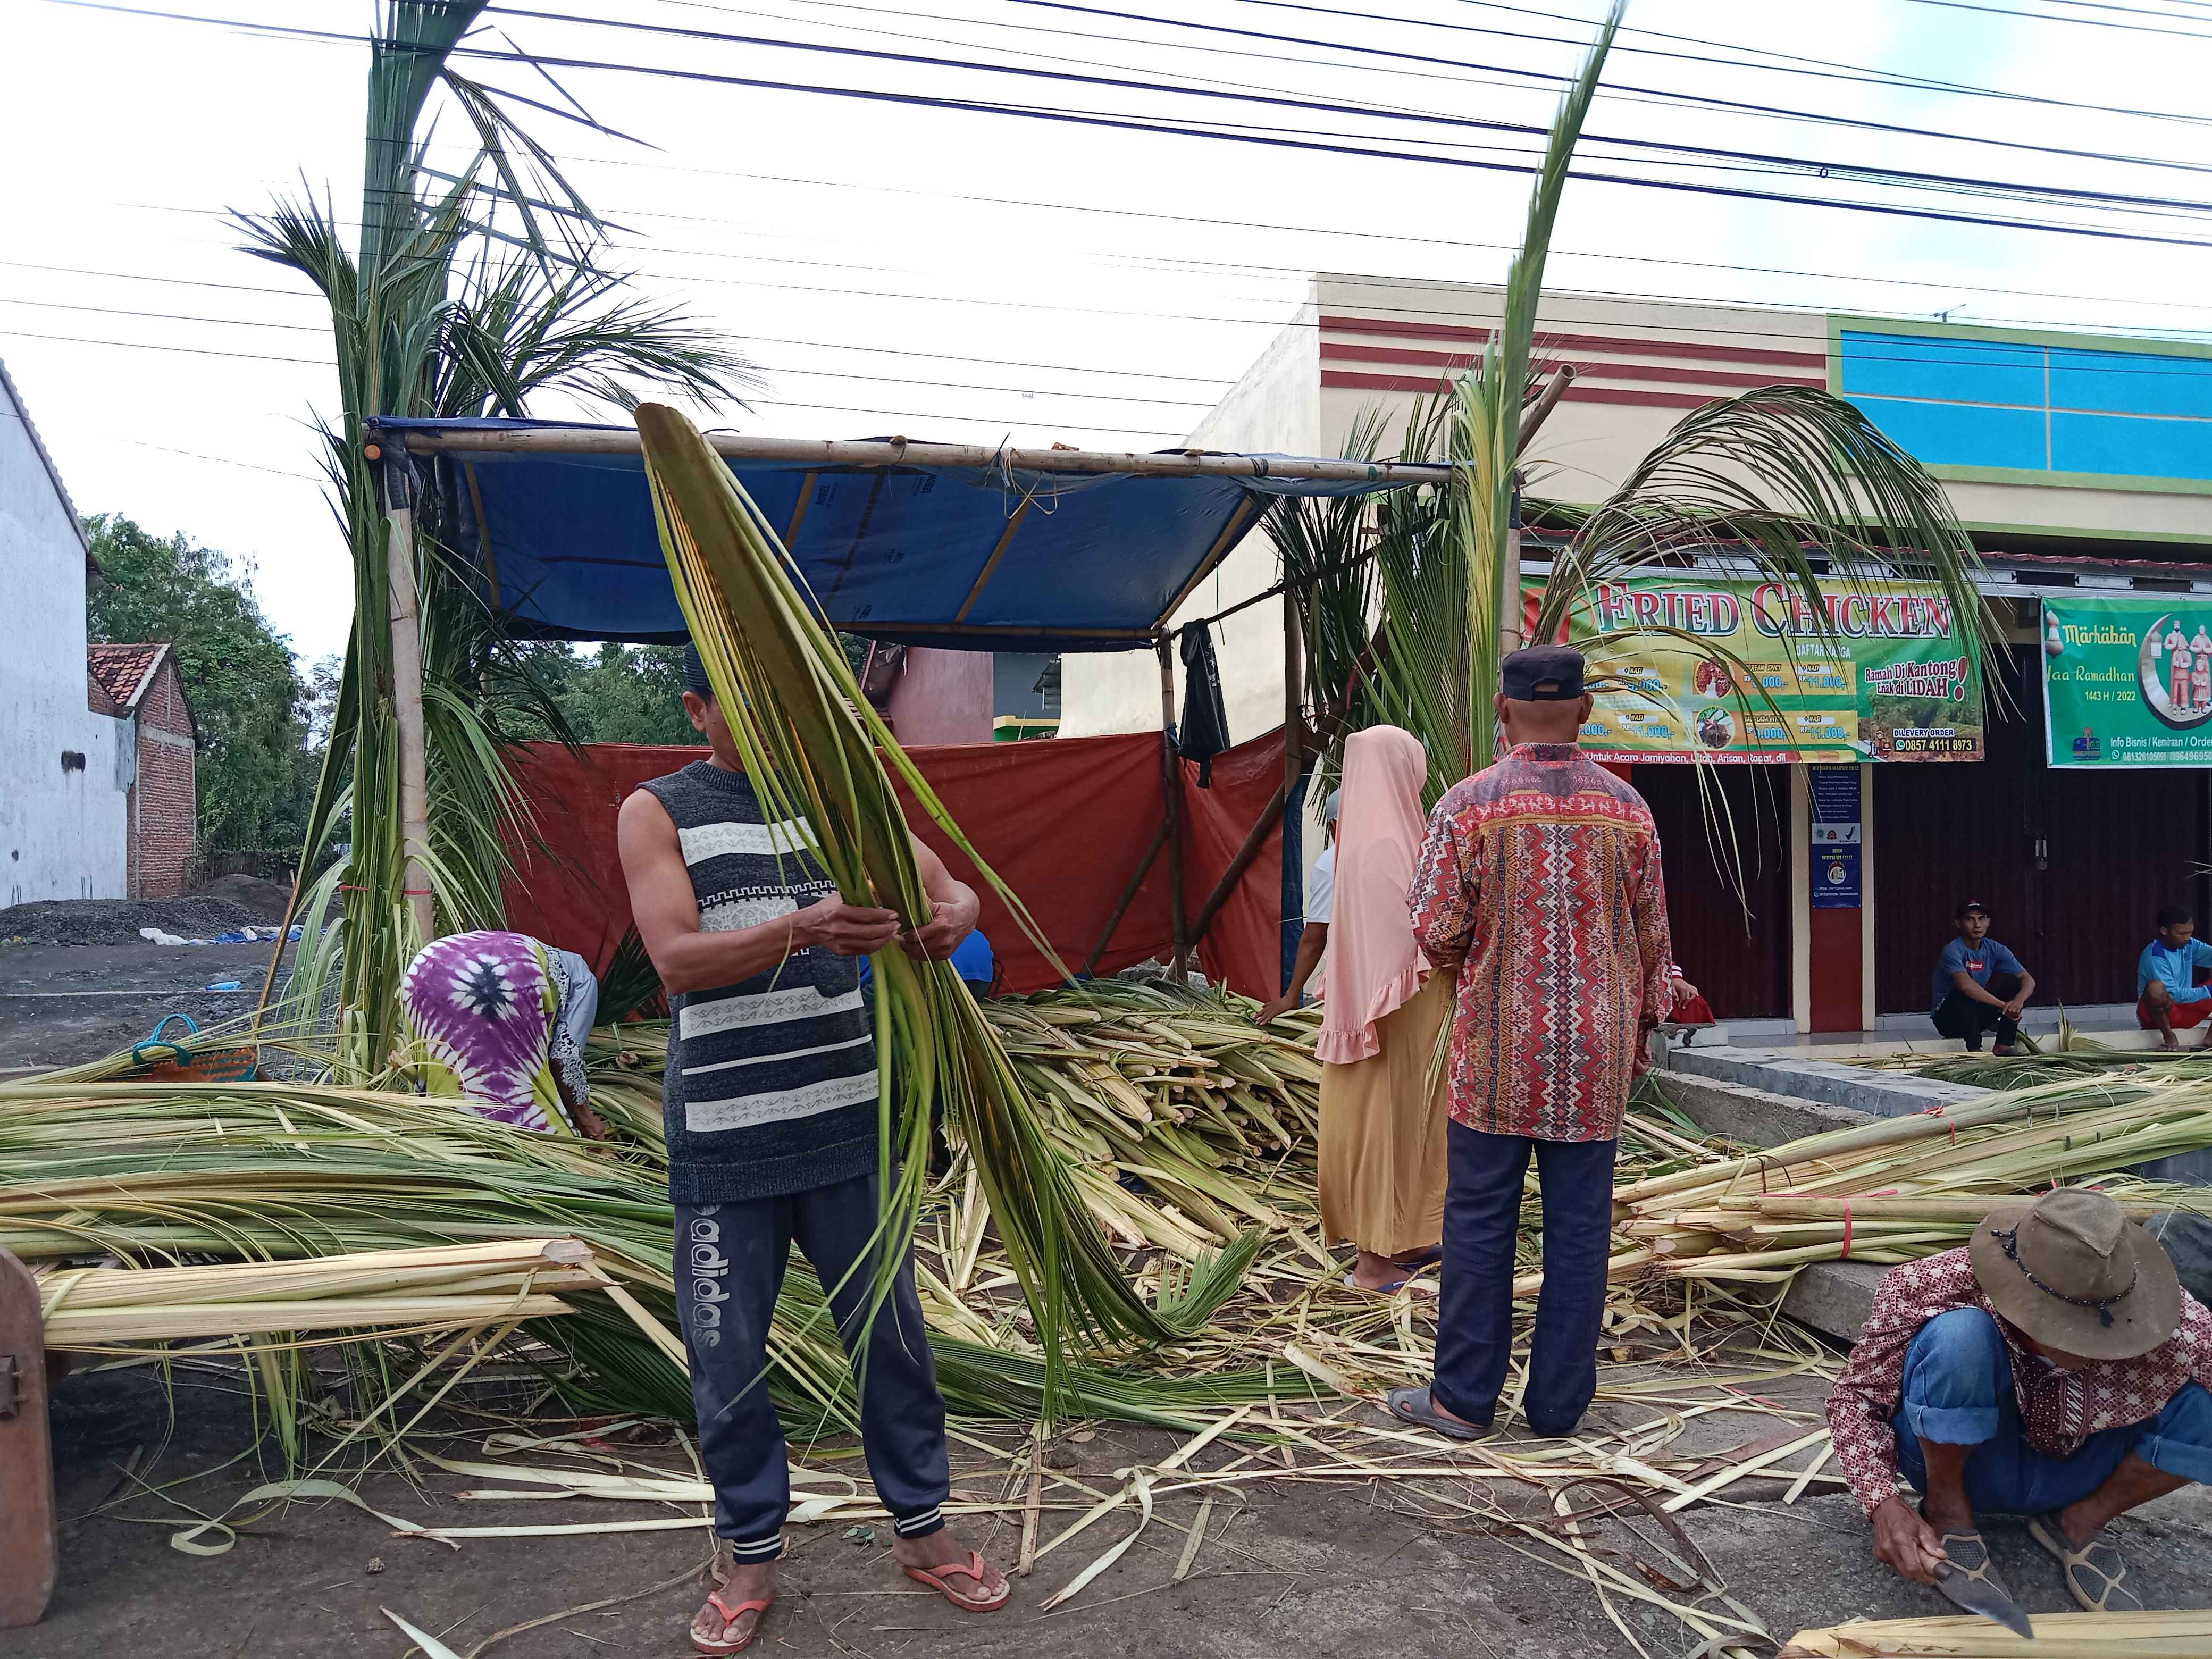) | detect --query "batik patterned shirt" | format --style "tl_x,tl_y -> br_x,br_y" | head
1826,1247 -> 2212,1516
1407,742 -> 1673,1142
